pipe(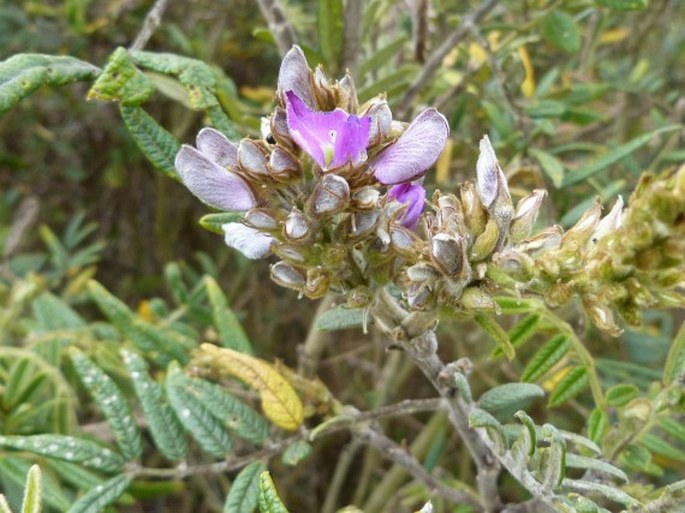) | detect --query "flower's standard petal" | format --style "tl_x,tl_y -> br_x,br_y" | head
196,128 -> 238,169
371,109 -> 449,185
285,91 -> 370,170
175,145 -> 256,211
388,183 -> 426,229
476,135 -> 509,208
278,46 -> 315,108
222,222 -> 274,259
